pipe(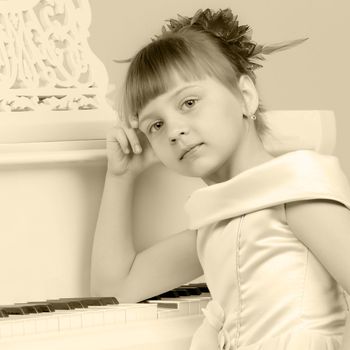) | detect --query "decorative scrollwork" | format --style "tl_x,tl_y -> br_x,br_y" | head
0,0 -> 109,112
0,94 -> 99,112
